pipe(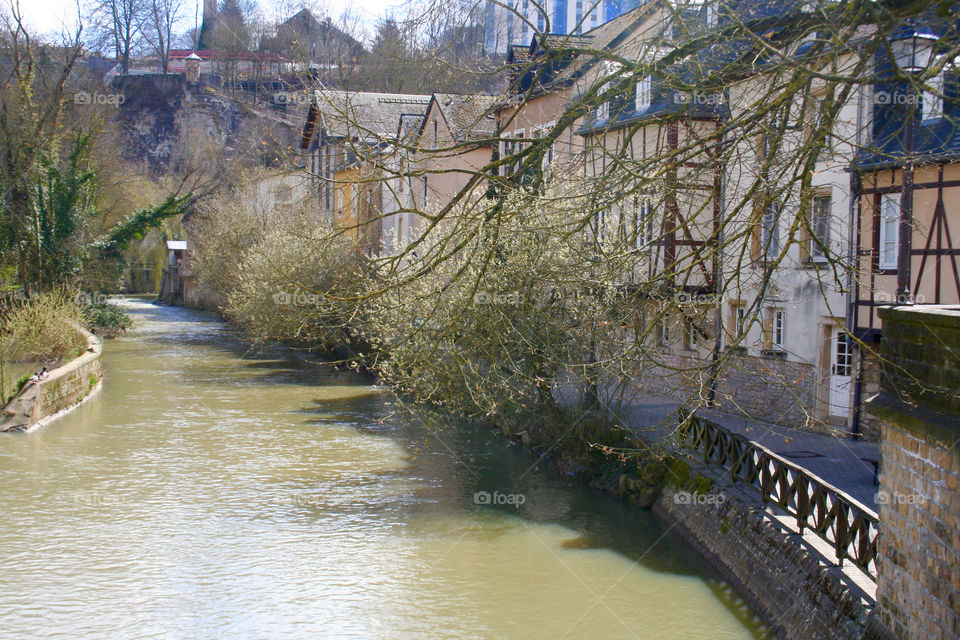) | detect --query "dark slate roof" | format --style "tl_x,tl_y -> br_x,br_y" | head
311,90 -> 431,141
855,12 -> 960,170
431,93 -> 498,142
